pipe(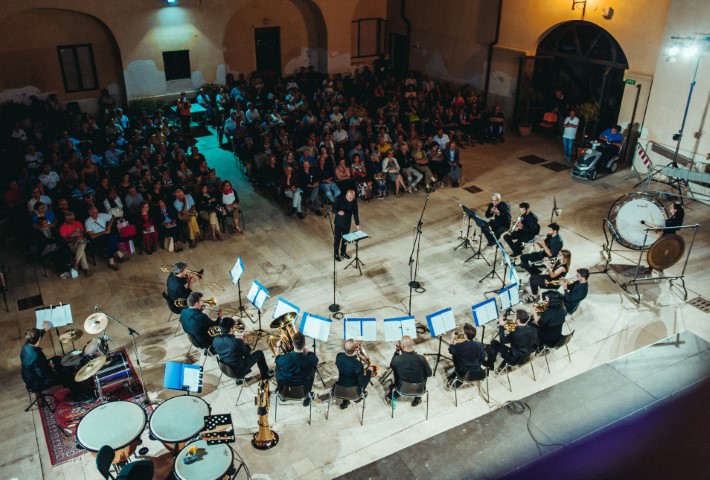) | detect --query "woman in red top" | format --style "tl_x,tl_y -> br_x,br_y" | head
138,201 -> 158,254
